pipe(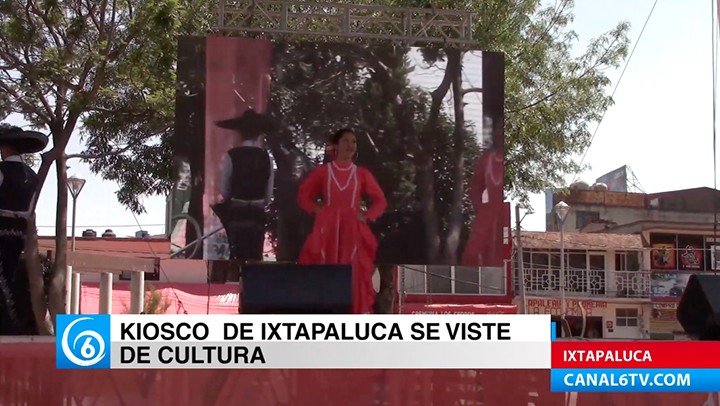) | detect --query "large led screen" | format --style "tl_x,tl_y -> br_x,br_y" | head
173,36 -> 507,267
